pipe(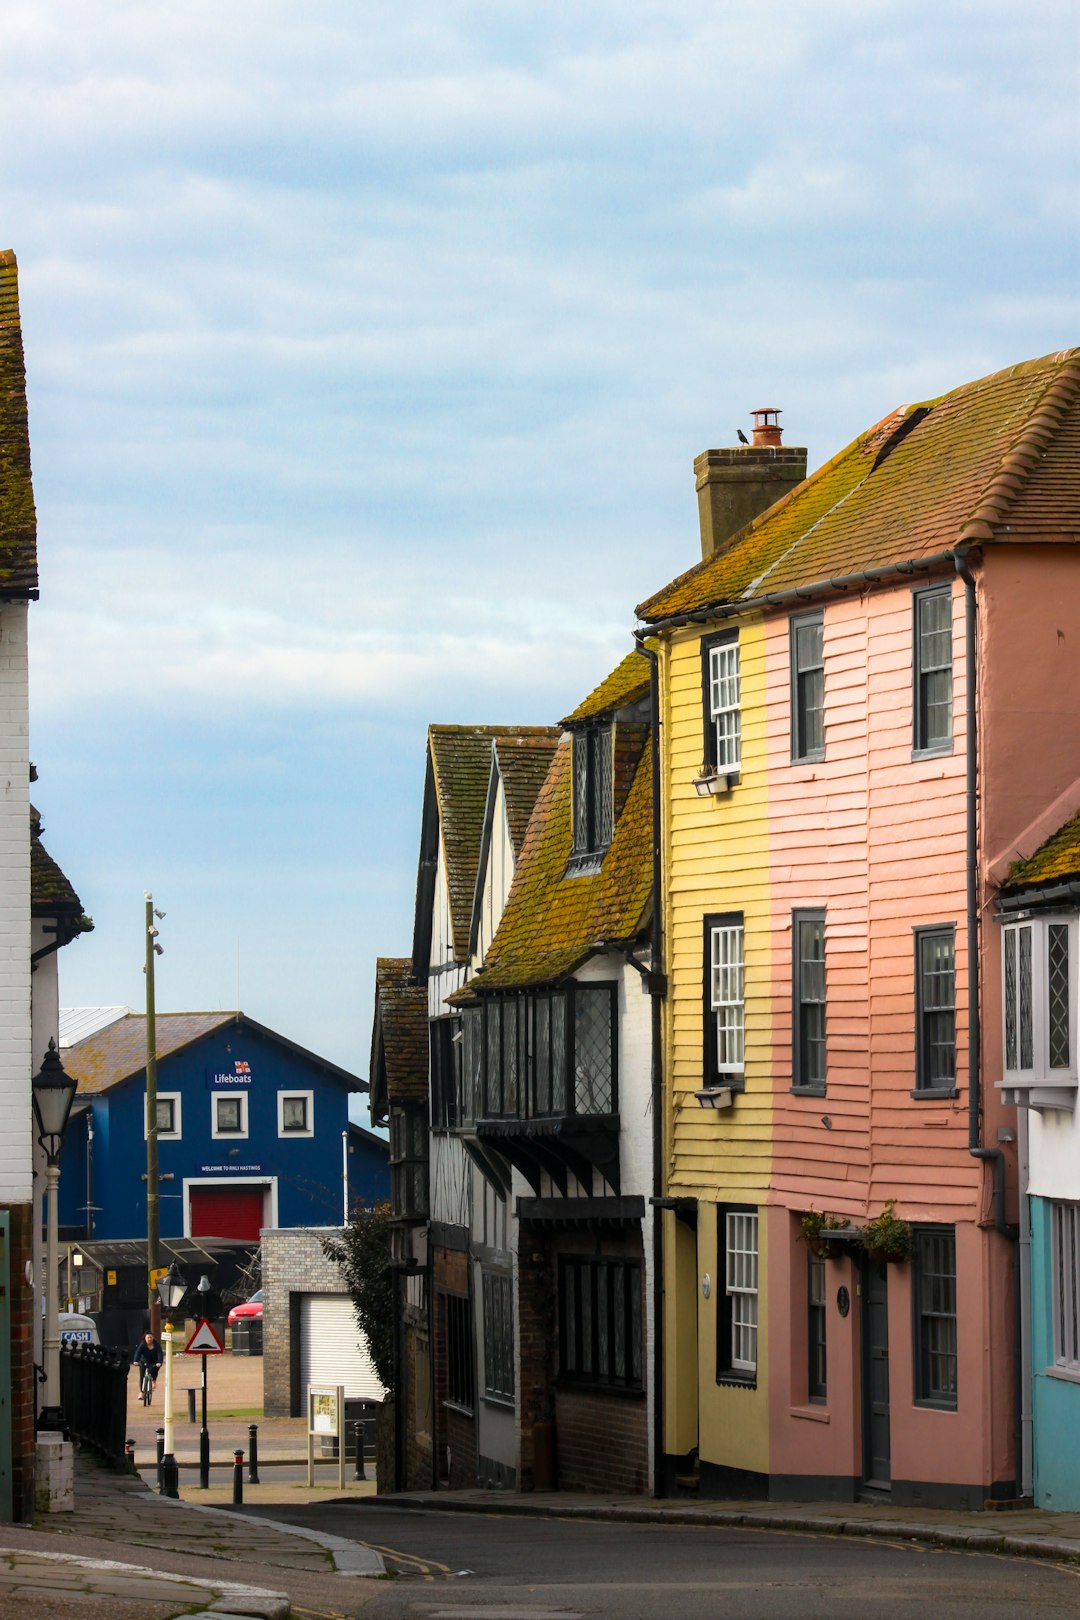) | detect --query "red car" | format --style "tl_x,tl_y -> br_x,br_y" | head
227,1289 -> 263,1327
